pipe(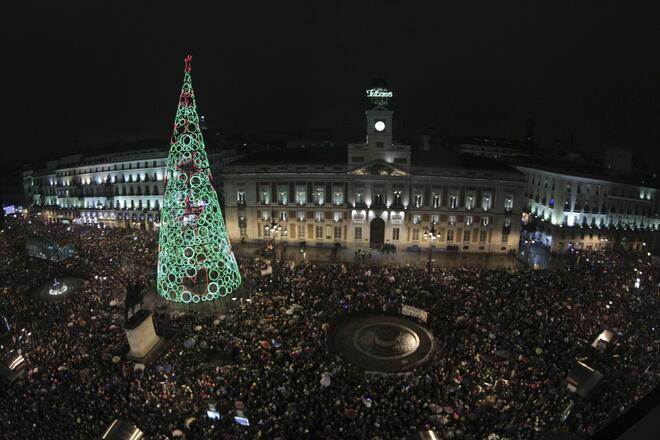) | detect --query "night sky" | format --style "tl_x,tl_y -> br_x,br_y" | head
3,1 -> 660,173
